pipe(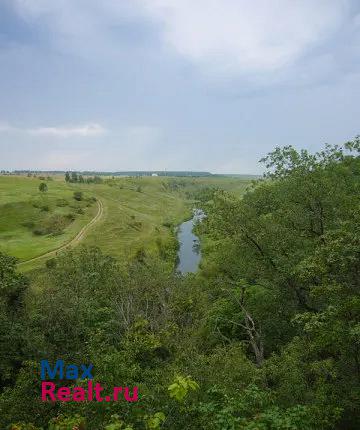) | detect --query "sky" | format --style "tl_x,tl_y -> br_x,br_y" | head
1,0 -> 360,174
